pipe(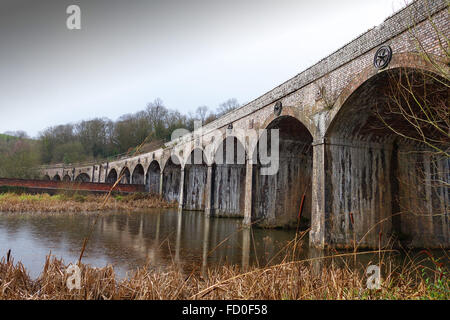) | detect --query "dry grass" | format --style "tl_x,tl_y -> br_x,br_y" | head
0,250 -> 448,300
0,192 -> 177,213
